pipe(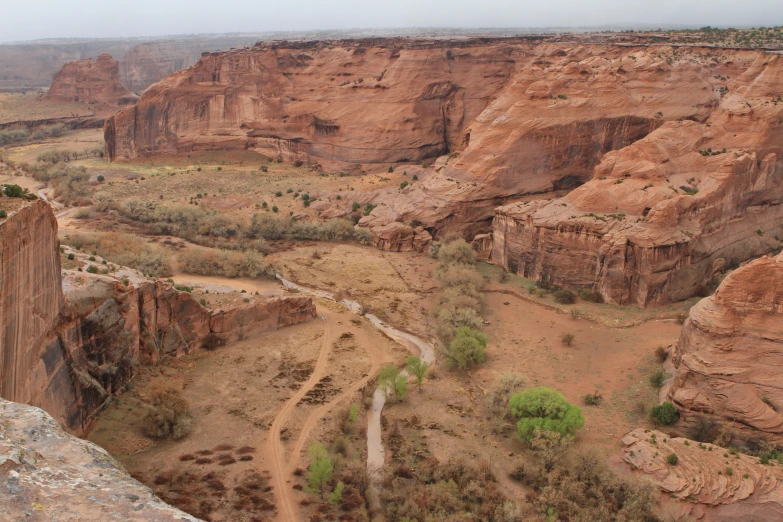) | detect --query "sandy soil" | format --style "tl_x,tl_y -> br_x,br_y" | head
0,92 -> 93,123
